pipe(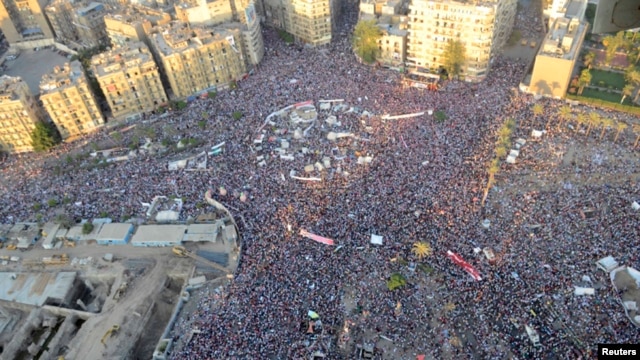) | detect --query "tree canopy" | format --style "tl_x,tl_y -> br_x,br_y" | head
442,40 -> 466,79
352,20 -> 382,64
30,121 -> 61,152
